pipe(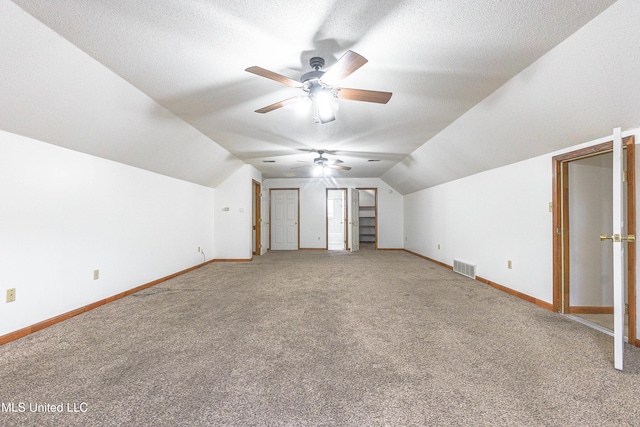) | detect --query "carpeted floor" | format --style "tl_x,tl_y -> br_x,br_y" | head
1,249 -> 640,426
